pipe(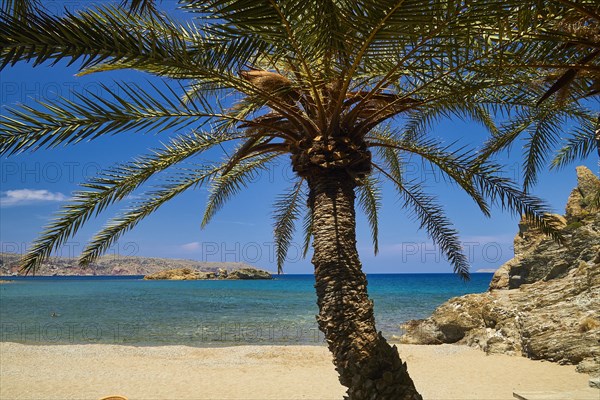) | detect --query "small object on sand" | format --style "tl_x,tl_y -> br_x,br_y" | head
590,377 -> 600,389
514,391 -> 599,399
99,396 -> 128,400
